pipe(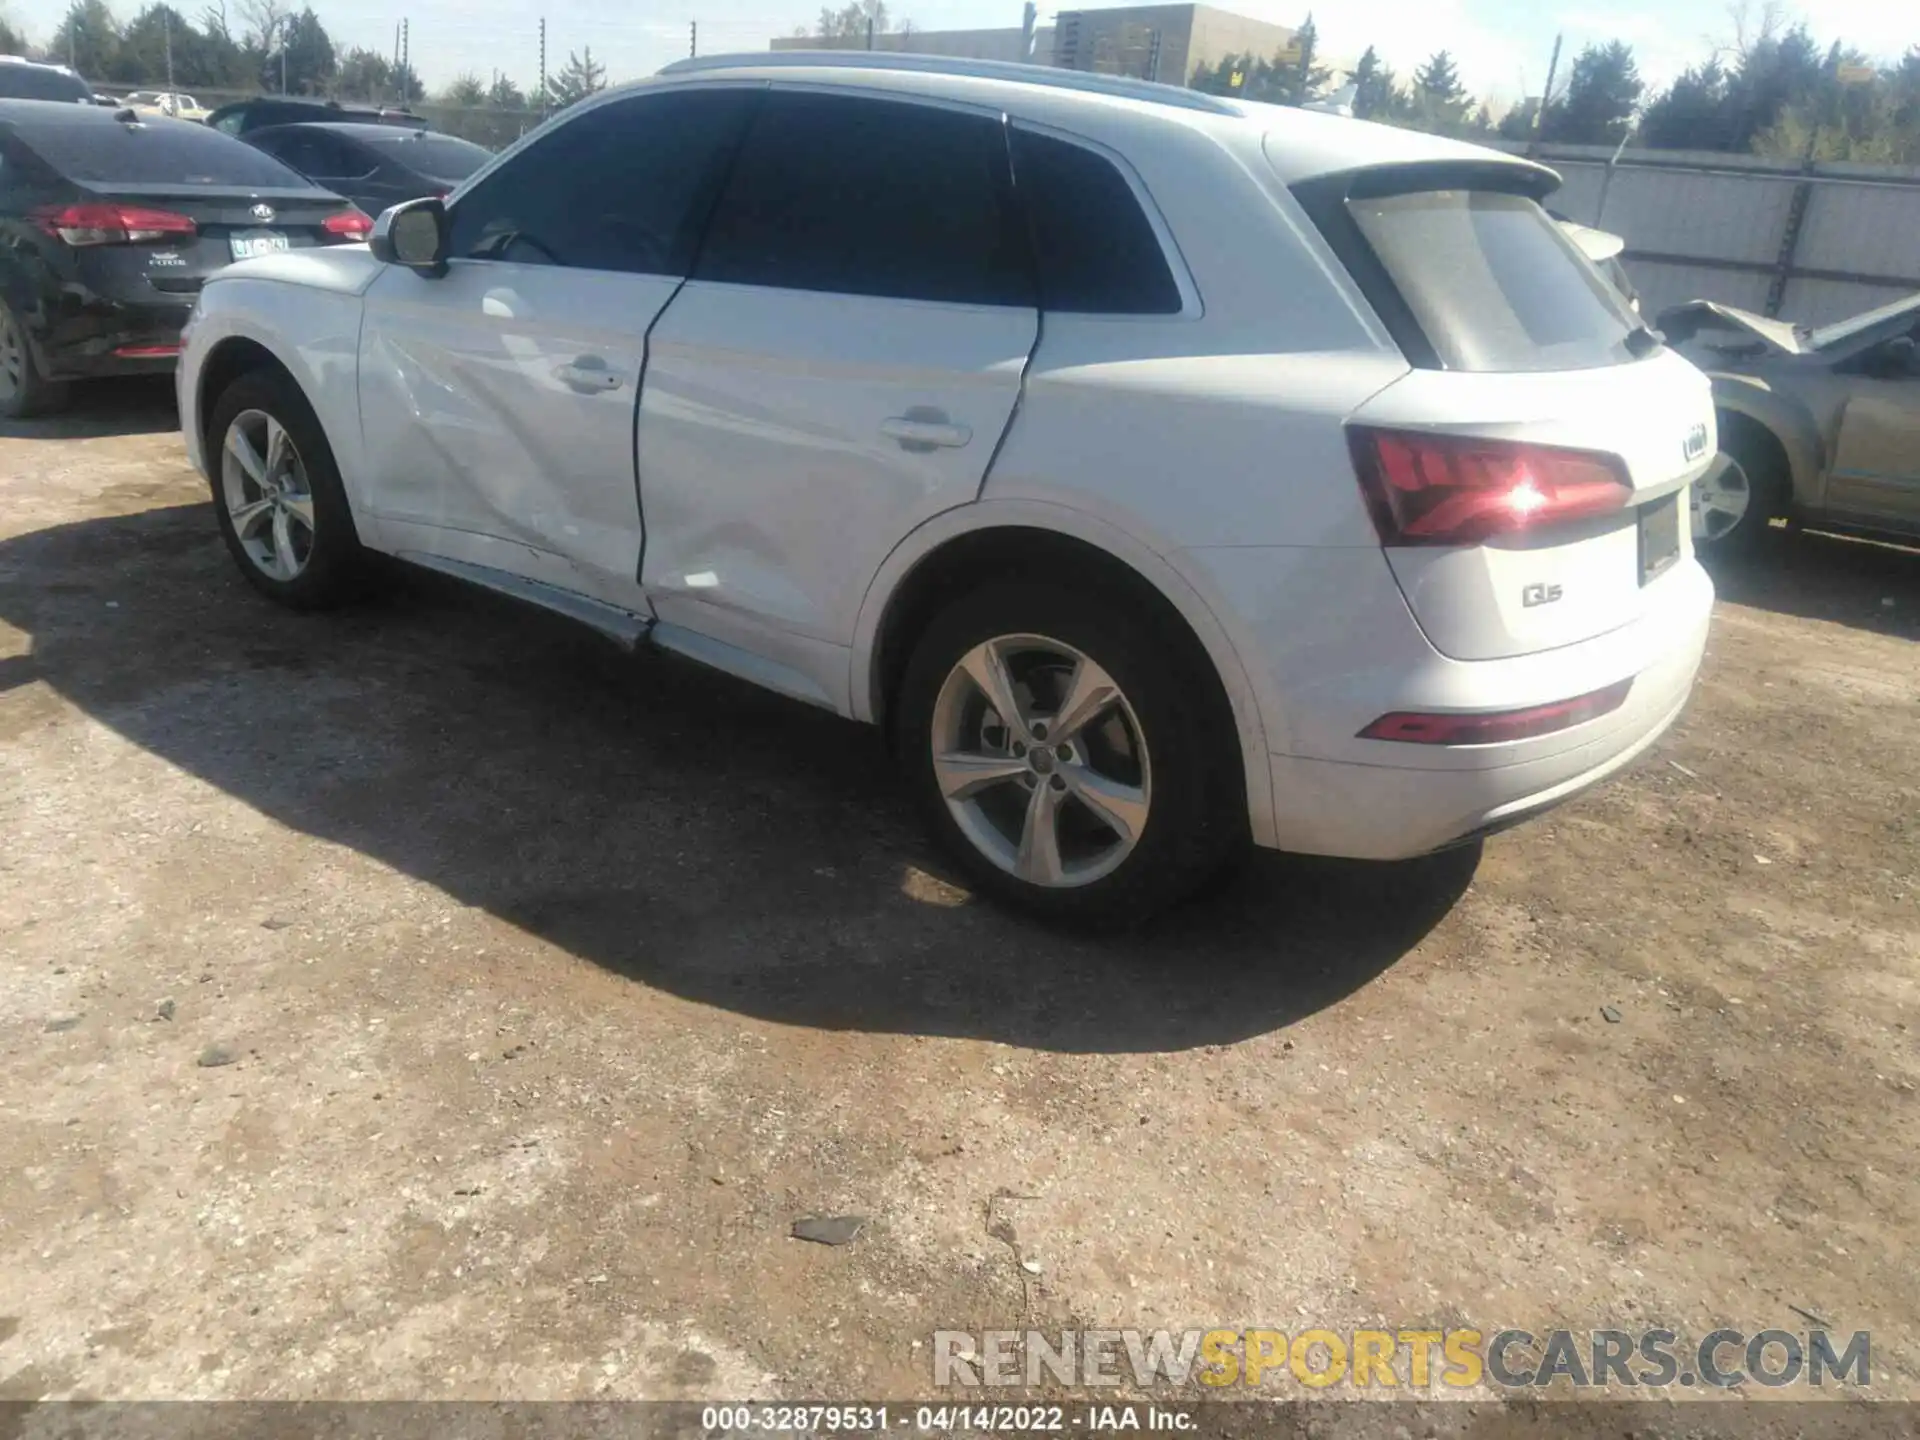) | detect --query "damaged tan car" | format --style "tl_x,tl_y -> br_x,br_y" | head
1660,292 -> 1920,551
